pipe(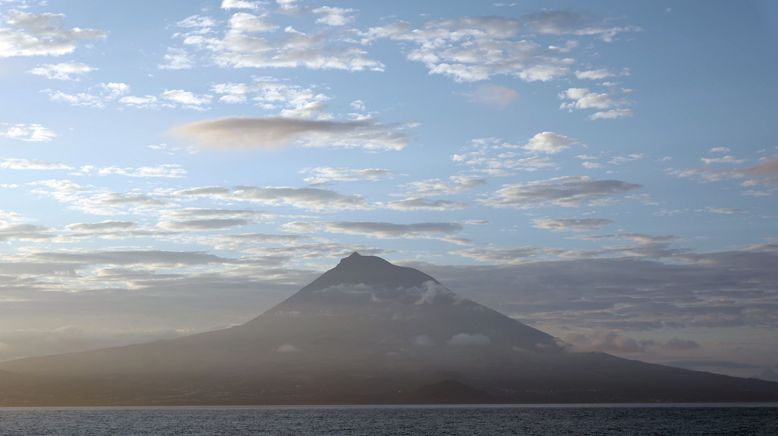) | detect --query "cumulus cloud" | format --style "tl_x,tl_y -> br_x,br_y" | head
483,176 -> 641,208
29,62 -> 94,80
221,0 -> 262,10
0,9 -> 106,58
45,82 -> 129,108
362,17 -> 571,82
176,10 -> 382,72
212,78 -> 328,118
312,6 -> 355,26
362,12 -> 636,82
533,218 -> 613,231
0,122 -> 56,141
559,87 -> 632,119
452,138 -> 558,176
159,47 -> 194,70
523,131 -> 577,154
302,167 -> 392,185
160,89 -> 212,108
172,117 -> 410,151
